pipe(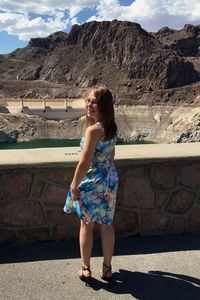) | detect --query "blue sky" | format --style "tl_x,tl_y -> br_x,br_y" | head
0,0 -> 200,54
